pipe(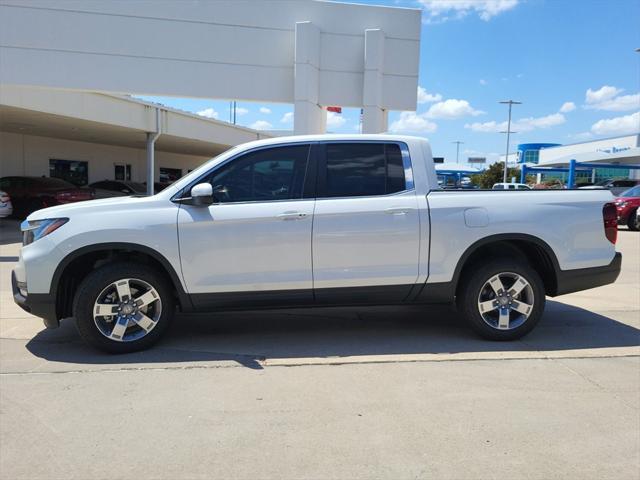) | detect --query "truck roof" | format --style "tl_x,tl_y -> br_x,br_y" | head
234,133 -> 430,150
